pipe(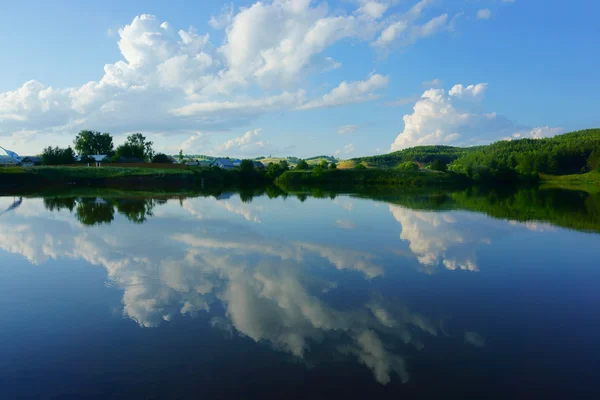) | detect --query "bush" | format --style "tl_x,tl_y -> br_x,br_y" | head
266,161 -> 290,179
152,153 -> 172,163
329,162 -> 337,169
355,163 -> 367,169
240,159 -> 255,172
430,159 -> 448,172
312,165 -> 324,177
296,160 -> 309,170
397,161 -> 419,172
